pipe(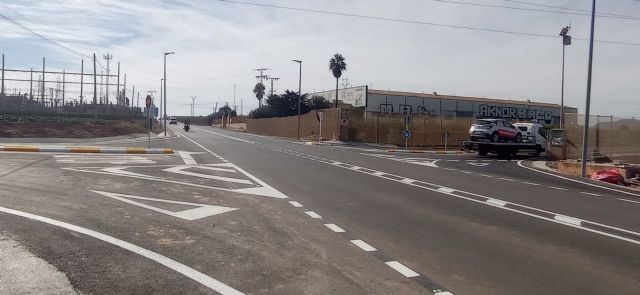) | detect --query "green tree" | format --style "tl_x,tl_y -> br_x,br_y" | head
266,90 -> 309,117
329,53 -> 347,108
308,95 -> 331,110
253,82 -> 266,107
